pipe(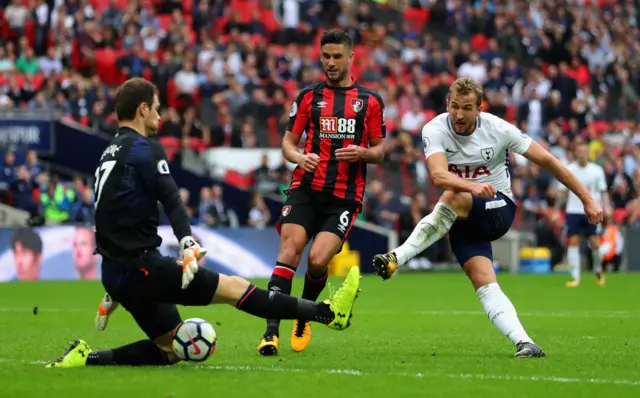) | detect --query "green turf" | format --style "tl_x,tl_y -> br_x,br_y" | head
1,272 -> 639,398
